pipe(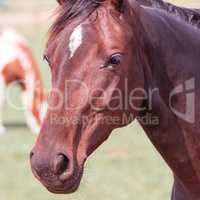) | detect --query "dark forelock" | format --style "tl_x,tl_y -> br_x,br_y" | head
50,0 -> 106,38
